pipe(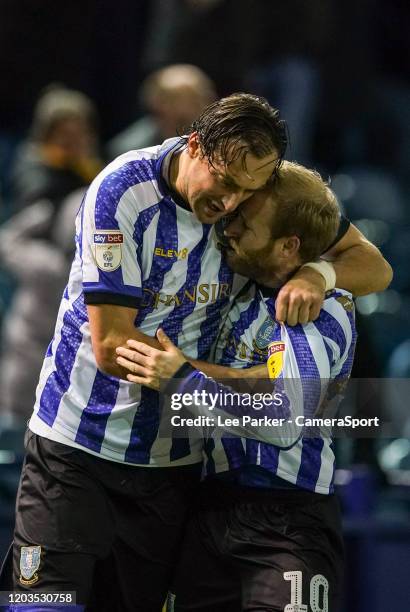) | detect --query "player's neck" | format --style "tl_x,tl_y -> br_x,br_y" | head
255,263 -> 299,289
